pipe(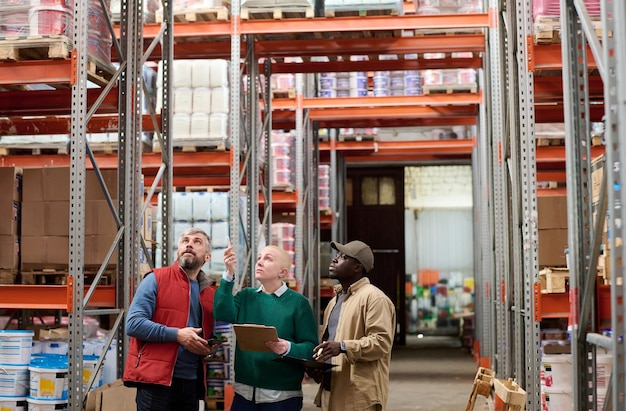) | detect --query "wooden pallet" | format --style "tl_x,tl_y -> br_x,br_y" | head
422,84 -> 477,95
536,137 -> 565,146
156,6 -> 229,23
539,267 -> 569,293
271,88 -> 296,99
152,139 -> 227,153
324,5 -> 401,18
0,269 -> 18,285
241,5 -> 314,20
0,35 -> 72,61
534,15 -> 603,44
466,367 -> 495,411
19,267 -> 115,285
0,143 -> 69,156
